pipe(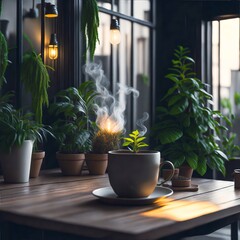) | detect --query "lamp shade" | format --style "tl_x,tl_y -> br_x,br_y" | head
45,3 -> 58,18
